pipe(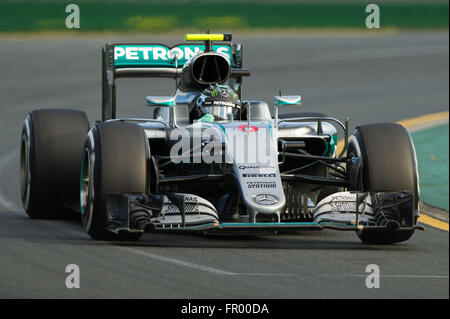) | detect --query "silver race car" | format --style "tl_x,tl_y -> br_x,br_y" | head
20,33 -> 422,244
